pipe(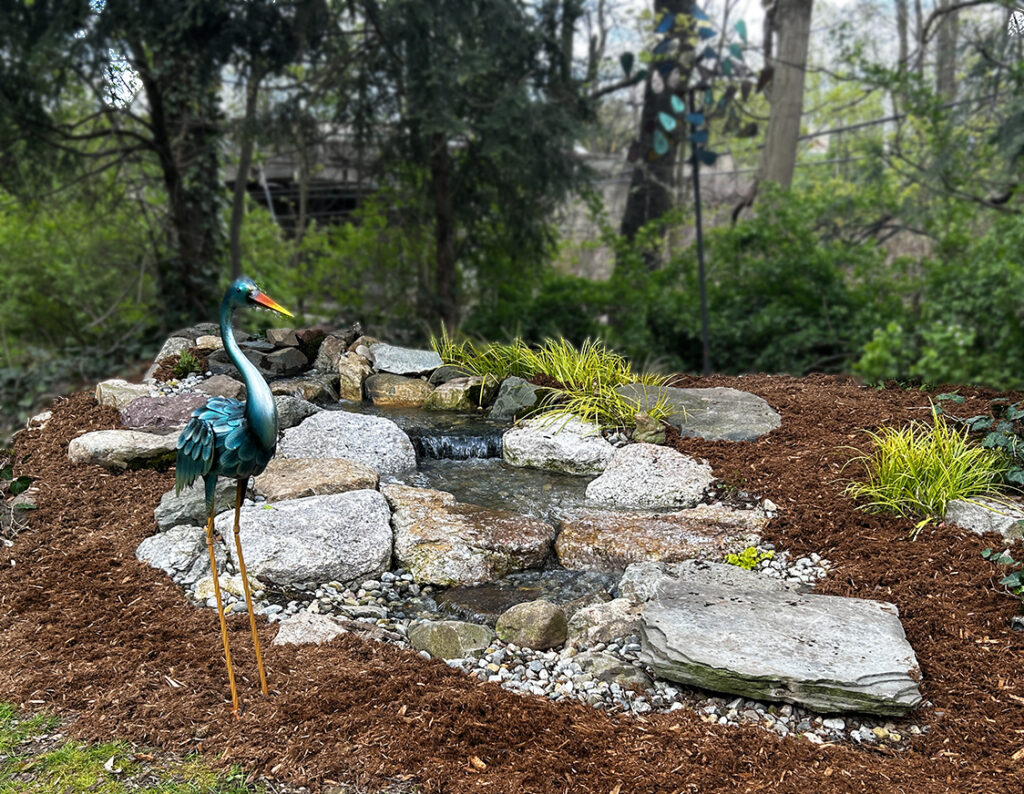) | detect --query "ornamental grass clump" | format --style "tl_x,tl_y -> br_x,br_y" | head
430,331 -> 671,429
844,407 -> 1008,537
